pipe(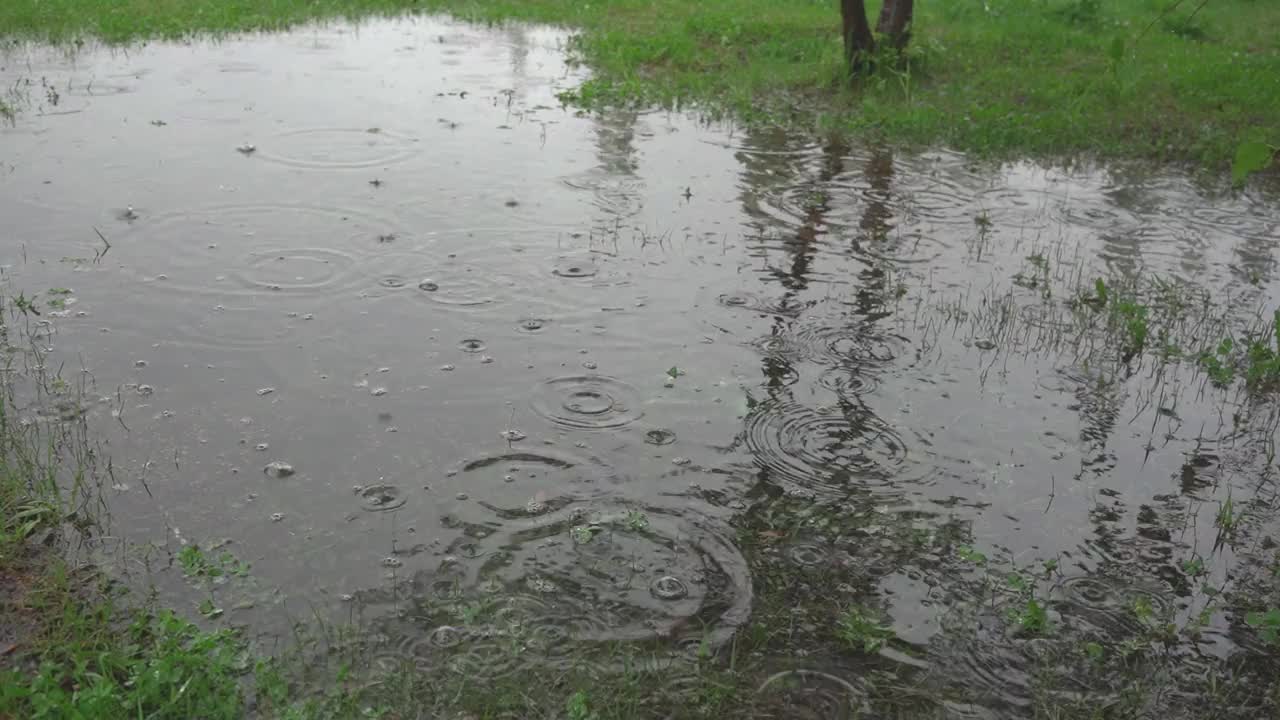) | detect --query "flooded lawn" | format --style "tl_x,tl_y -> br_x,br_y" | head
3,16 -> 1280,718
